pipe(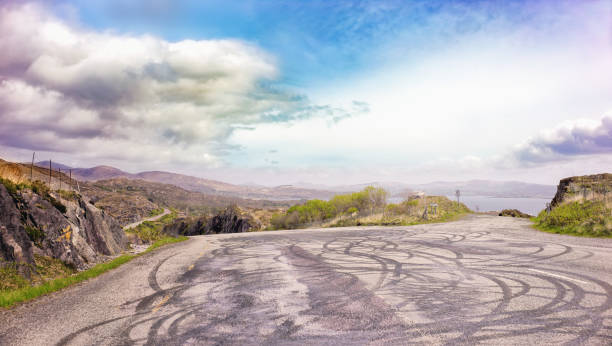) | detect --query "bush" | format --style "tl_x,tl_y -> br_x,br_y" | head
533,201 -> 611,237
24,226 -> 45,247
269,188 -> 471,230
57,190 -> 78,201
0,177 -> 18,195
149,208 -> 164,217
